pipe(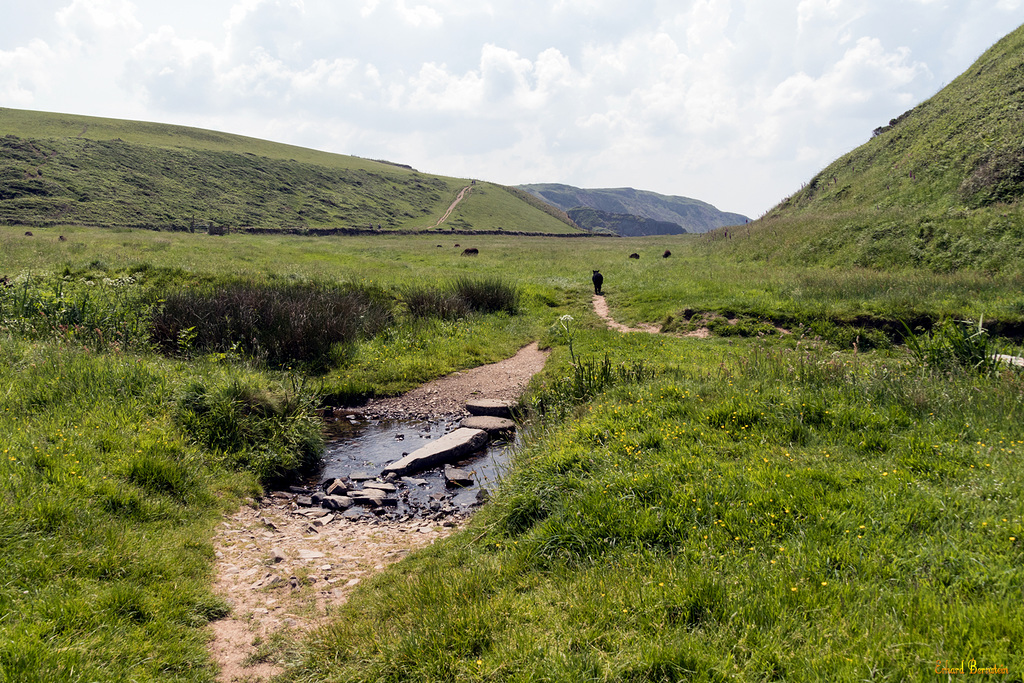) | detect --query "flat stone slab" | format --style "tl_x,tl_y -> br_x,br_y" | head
383,427 -> 490,477
460,415 -> 516,436
465,399 -> 514,418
